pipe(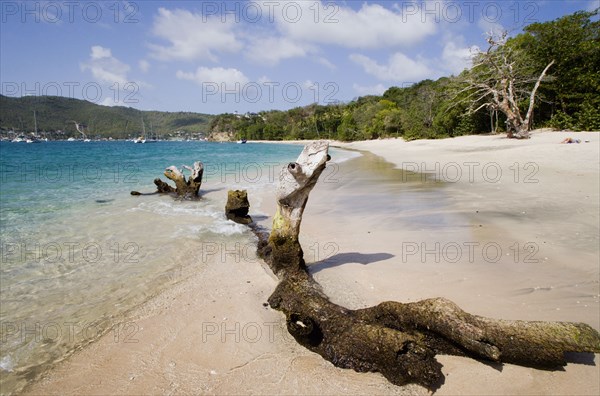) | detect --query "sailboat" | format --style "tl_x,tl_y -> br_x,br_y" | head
134,117 -> 157,143
144,121 -> 158,143
69,120 -> 91,141
26,111 -> 41,143
133,117 -> 146,143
